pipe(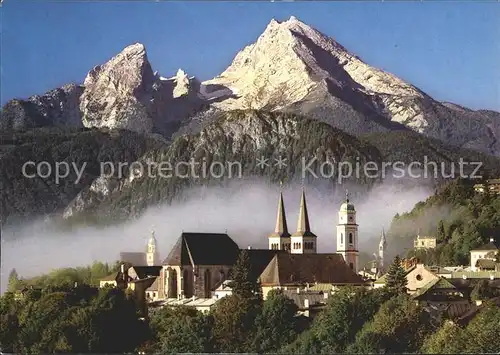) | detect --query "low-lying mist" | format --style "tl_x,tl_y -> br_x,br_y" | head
1,176 -> 434,292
